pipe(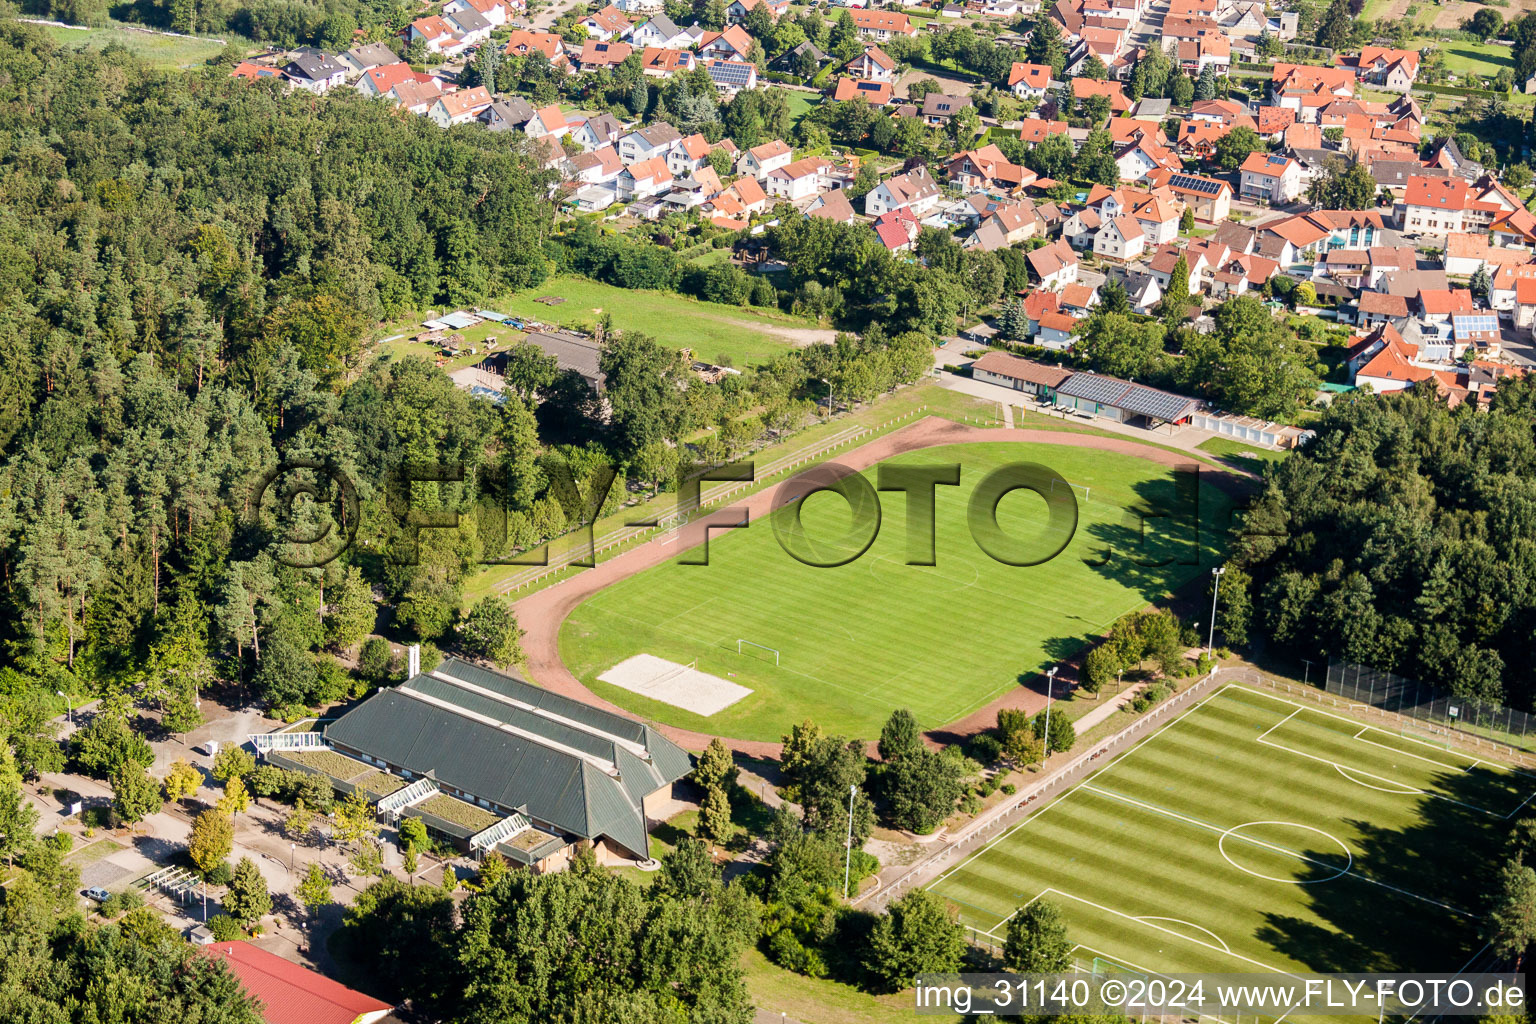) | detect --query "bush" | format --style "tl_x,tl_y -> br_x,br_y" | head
965,733 -> 1002,765
100,889 -> 146,917
207,914 -> 244,941
1000,783 -> 1016,795
49,832 -> 74,853
205,861 -> 234,887
767,929 -> 829,977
